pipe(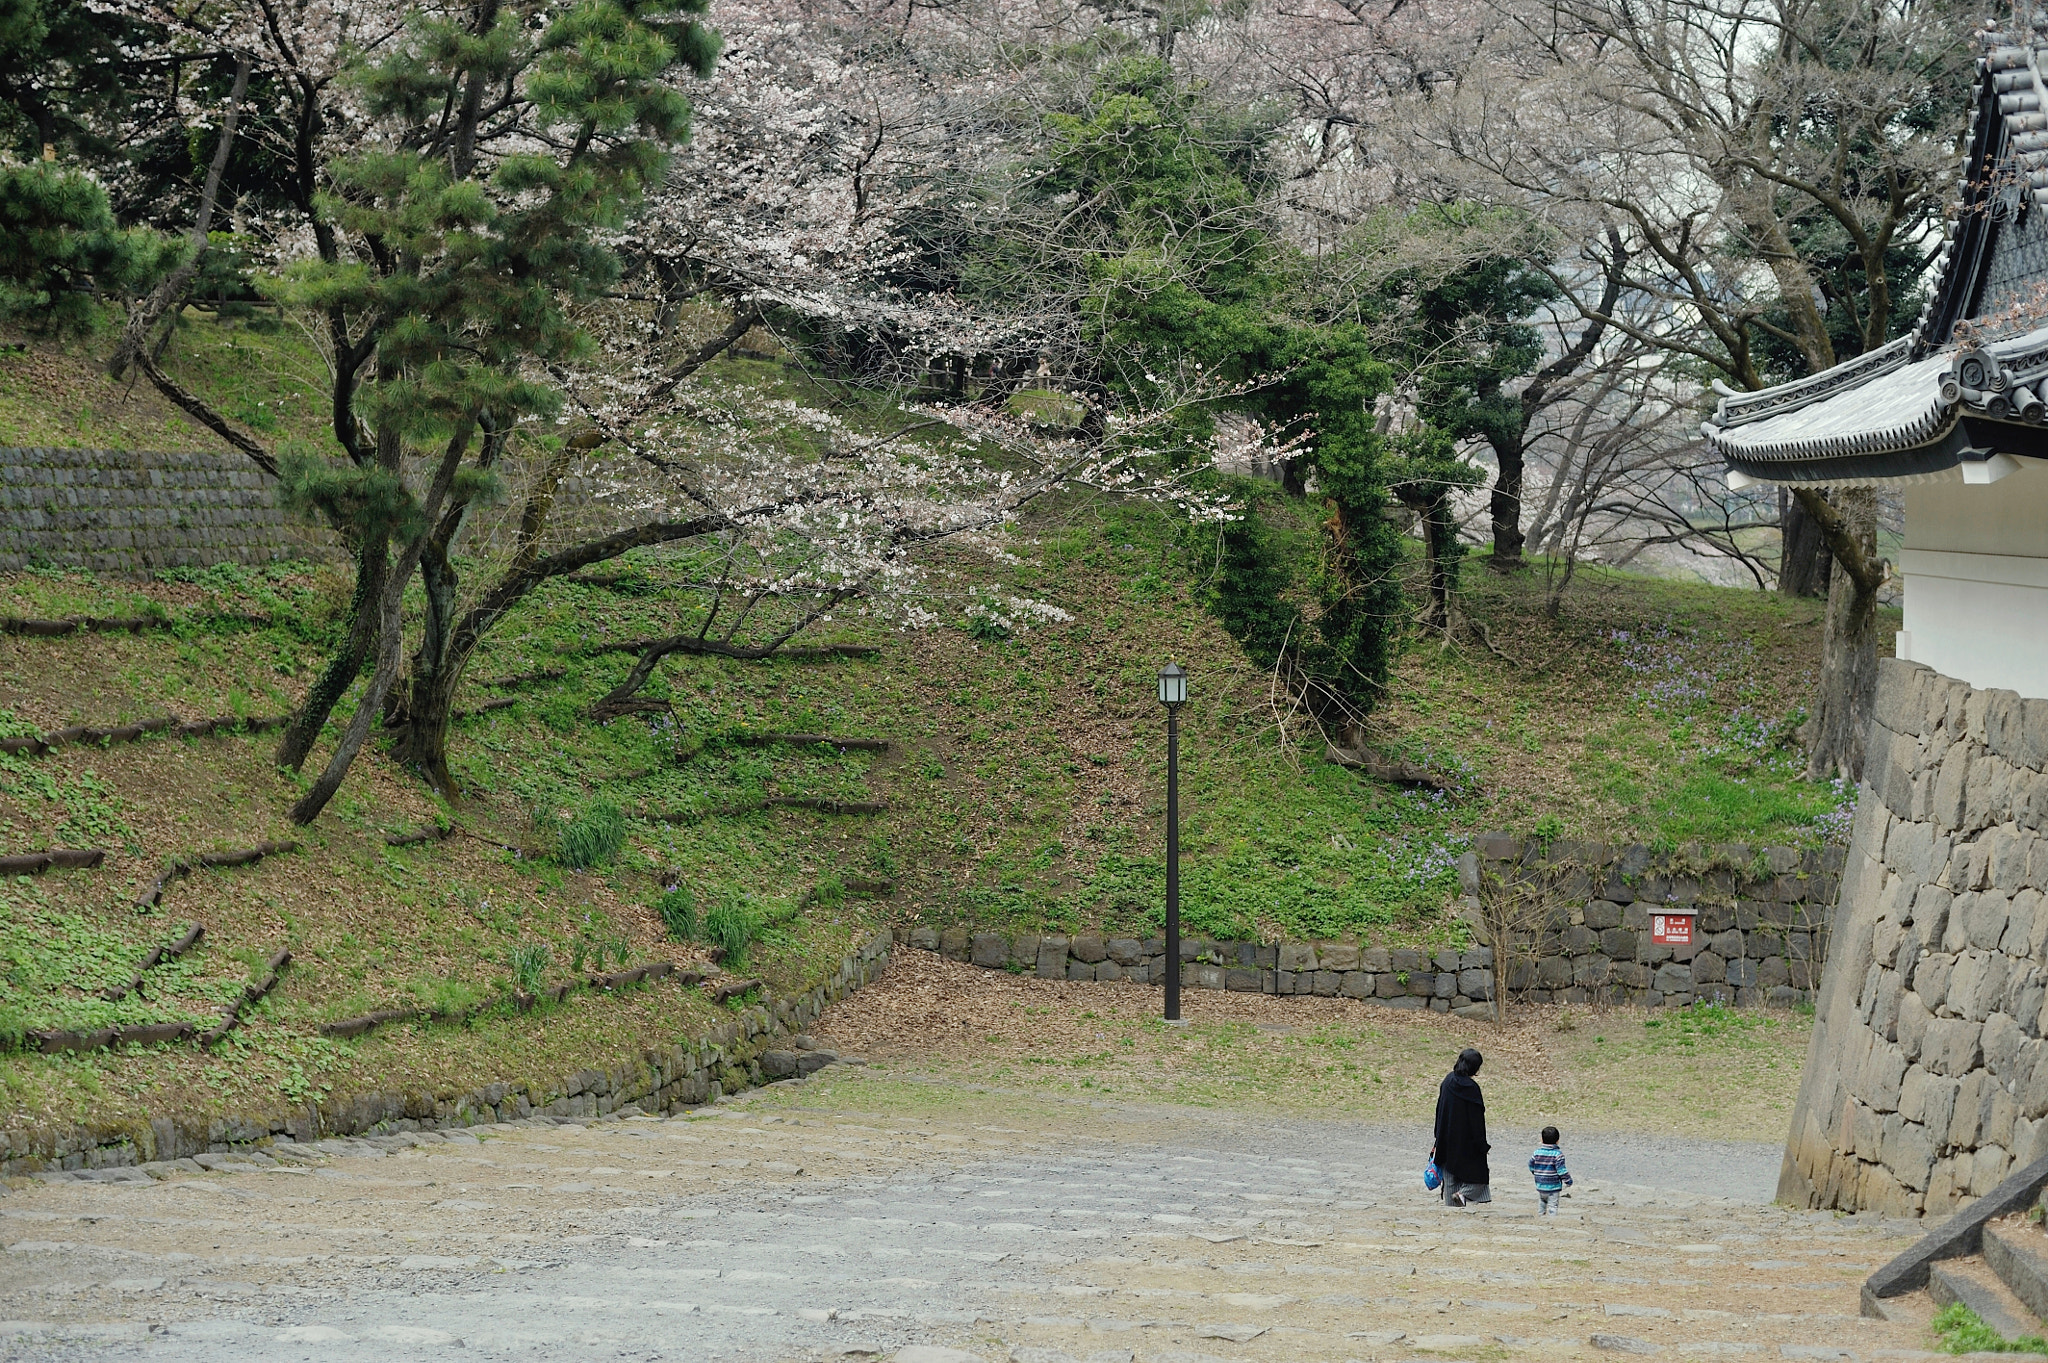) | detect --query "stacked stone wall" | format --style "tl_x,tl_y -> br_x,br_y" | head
0,446 -> 335,574
1781,658 -> 2048,1218
1472,836 -> 1837,1008
904,835 -> 1835,1013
